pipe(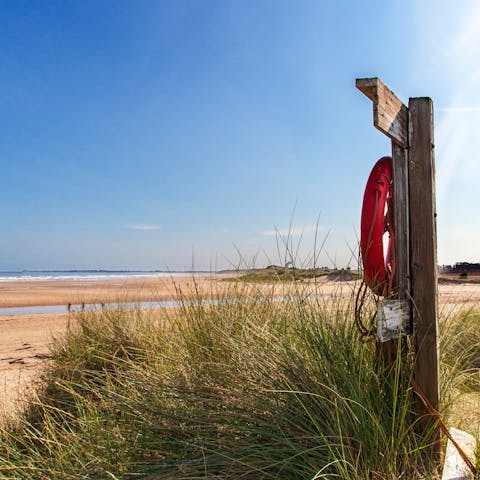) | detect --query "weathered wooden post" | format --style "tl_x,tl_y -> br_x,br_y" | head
356,78 -> 441,456
408,97 -> 440,448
